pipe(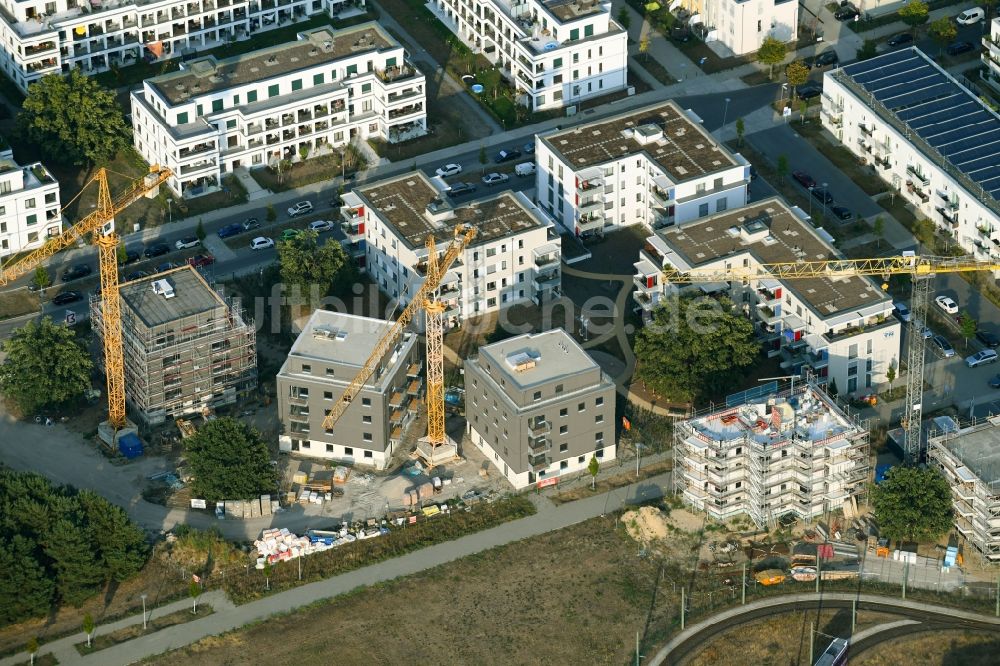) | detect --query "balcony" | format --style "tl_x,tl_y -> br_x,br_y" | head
287,392 -> 309,405
388,104 -> 423,120
634,274 -> 658,293
179,143 -> 216,159
533,272 -> 559,290
906,180 -> 930,203
875,155 -> 891,170
650,187 -> 671,207
578,196 -> 603,214
341,219 -> 364,240
25,42 -> 57,57
528,436 -> 550,454
576,177 -> 602,194
859,123 -> 873,136
906,166 -> 930,187
529,419 -> 551,436
528,452 -> 549,472
756,304 -> 780,324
